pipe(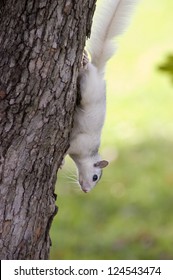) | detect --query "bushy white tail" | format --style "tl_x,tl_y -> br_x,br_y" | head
87,0 -> 136,73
